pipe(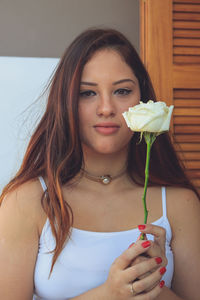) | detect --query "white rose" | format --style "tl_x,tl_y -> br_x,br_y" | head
122,100 -> 174,133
